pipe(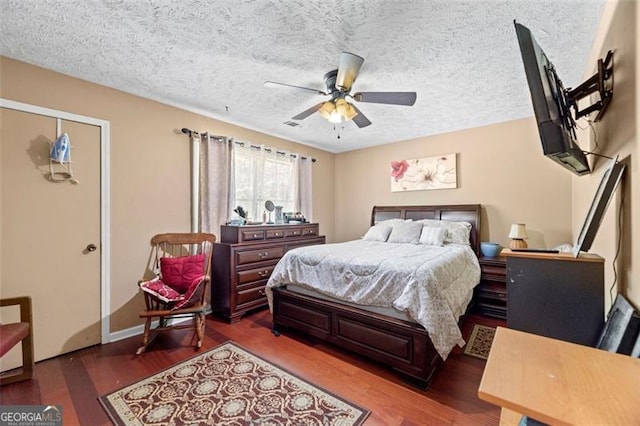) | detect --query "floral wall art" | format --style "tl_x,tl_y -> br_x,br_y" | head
390,154 -> 457,192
